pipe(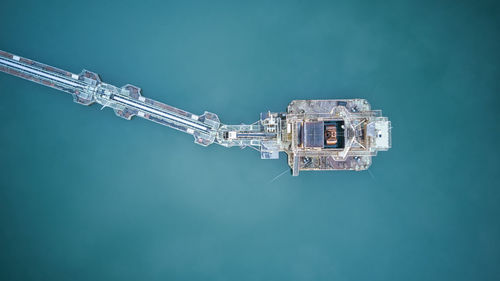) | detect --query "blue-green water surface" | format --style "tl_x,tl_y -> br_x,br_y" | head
1,0 -> 499,280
